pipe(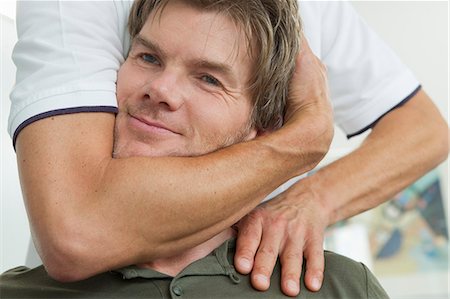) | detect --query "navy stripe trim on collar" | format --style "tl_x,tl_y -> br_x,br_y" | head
347,85 -> 422,139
